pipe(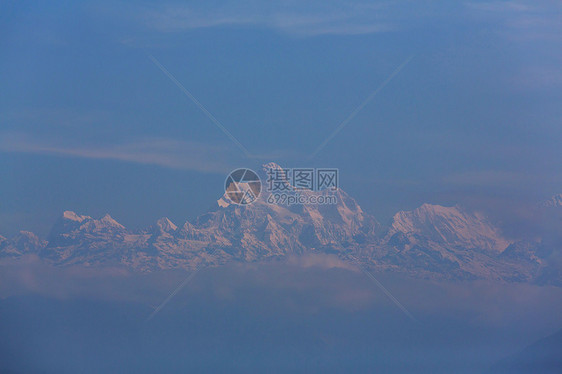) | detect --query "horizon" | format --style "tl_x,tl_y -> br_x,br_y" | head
2,183 -> 560,240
